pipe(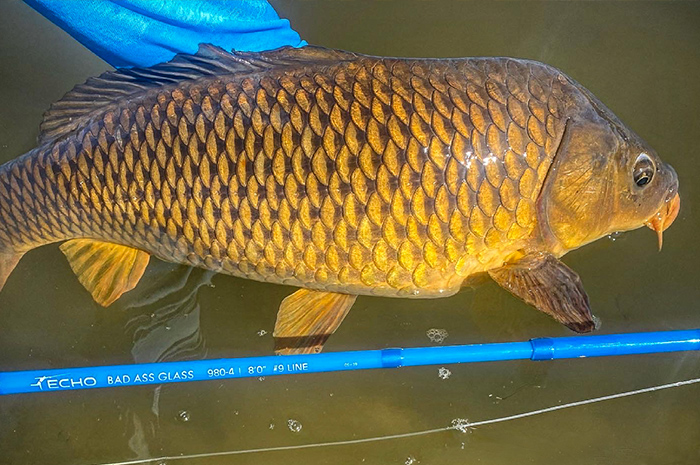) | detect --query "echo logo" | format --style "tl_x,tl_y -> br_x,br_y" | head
30,375 -> 97,391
